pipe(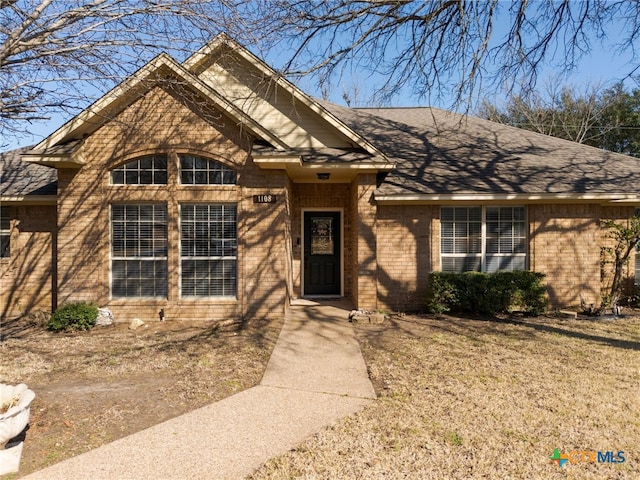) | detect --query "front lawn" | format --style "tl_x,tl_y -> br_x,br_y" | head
250,313 -> 640,479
